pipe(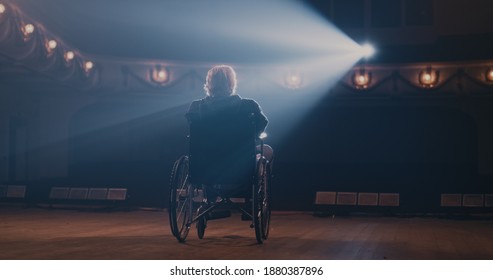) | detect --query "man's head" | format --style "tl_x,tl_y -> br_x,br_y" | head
204,65 -> 237,97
